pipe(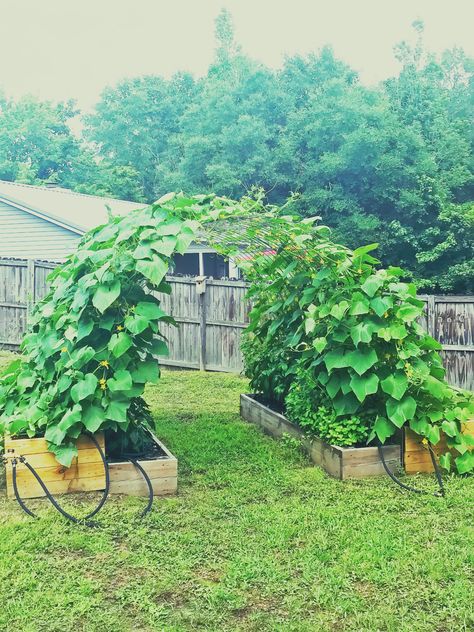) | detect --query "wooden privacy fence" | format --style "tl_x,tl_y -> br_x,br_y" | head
0,257 -> 472,390
157,276 -> 251,372
0,258 -> 251,374
417,295 -> 473,391
0,258 -> 56,348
